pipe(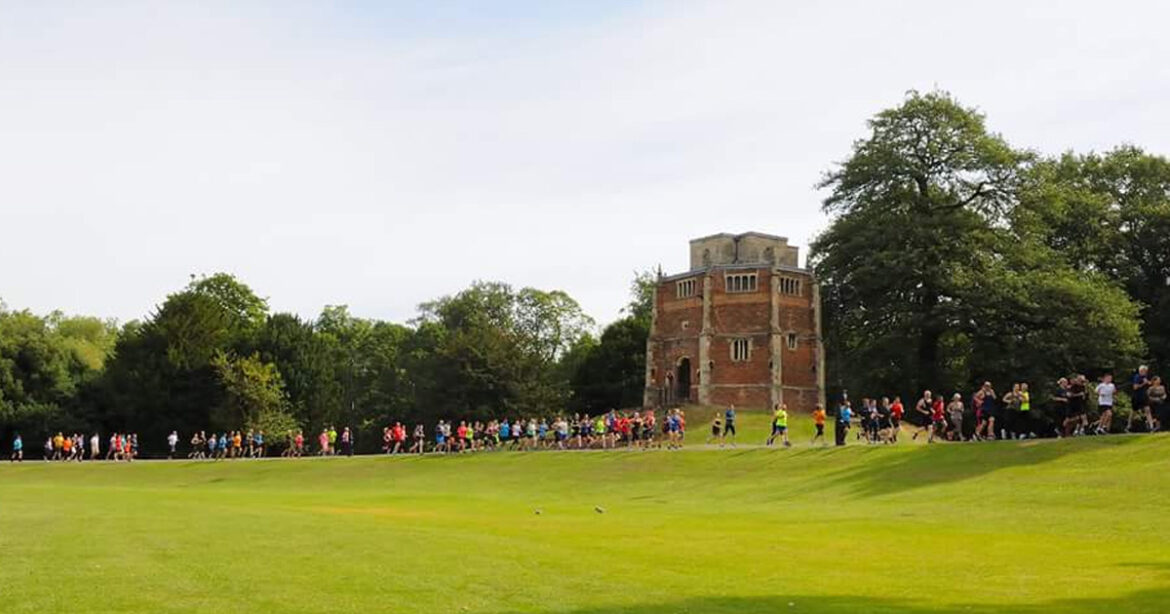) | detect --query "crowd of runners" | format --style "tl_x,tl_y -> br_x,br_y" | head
5,432 -> 144,463
826,365 -> 1169,446
6,366 -> 1169,461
